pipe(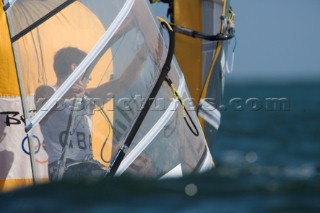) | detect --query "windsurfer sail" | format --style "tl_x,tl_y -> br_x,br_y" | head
150,0 -> 236,147
0,0 -> 214,191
